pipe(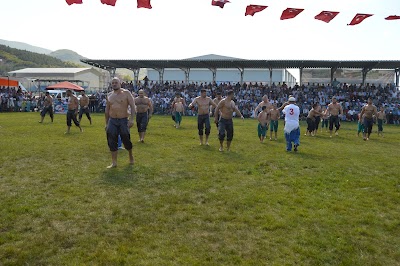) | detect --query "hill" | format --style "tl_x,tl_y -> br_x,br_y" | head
49,49 -> 87,65
0,44 -> 78,75
0,39 -> 52,55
